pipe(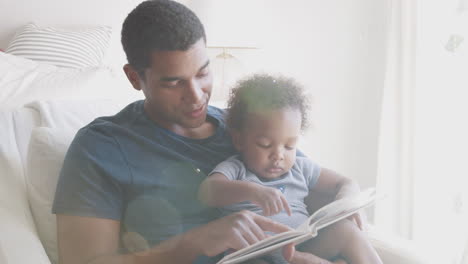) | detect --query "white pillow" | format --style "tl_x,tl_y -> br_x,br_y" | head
26,127 -> 74,264
0,52 -> 143,108
26,99 -> 129,130
25,99 -> 133,263
6,23 -> 112,68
